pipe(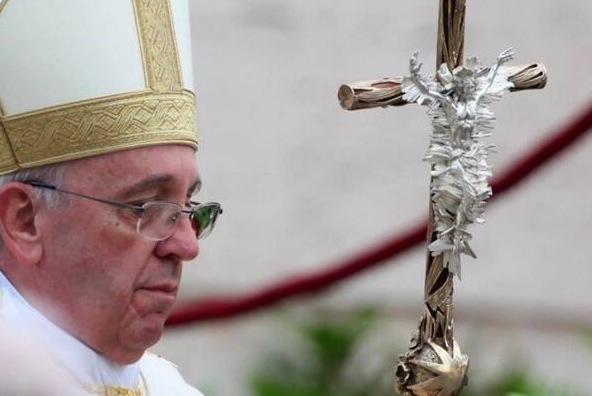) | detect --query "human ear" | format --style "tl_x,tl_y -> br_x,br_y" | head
0,183 -> 43,266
